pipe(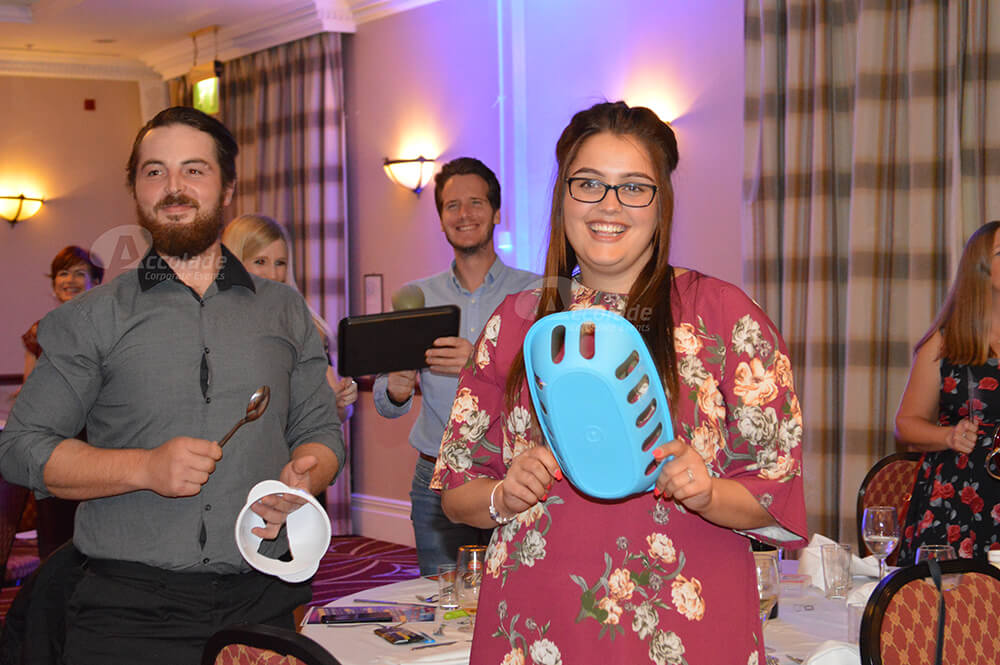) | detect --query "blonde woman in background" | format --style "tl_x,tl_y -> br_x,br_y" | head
222,214 -> 357,422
